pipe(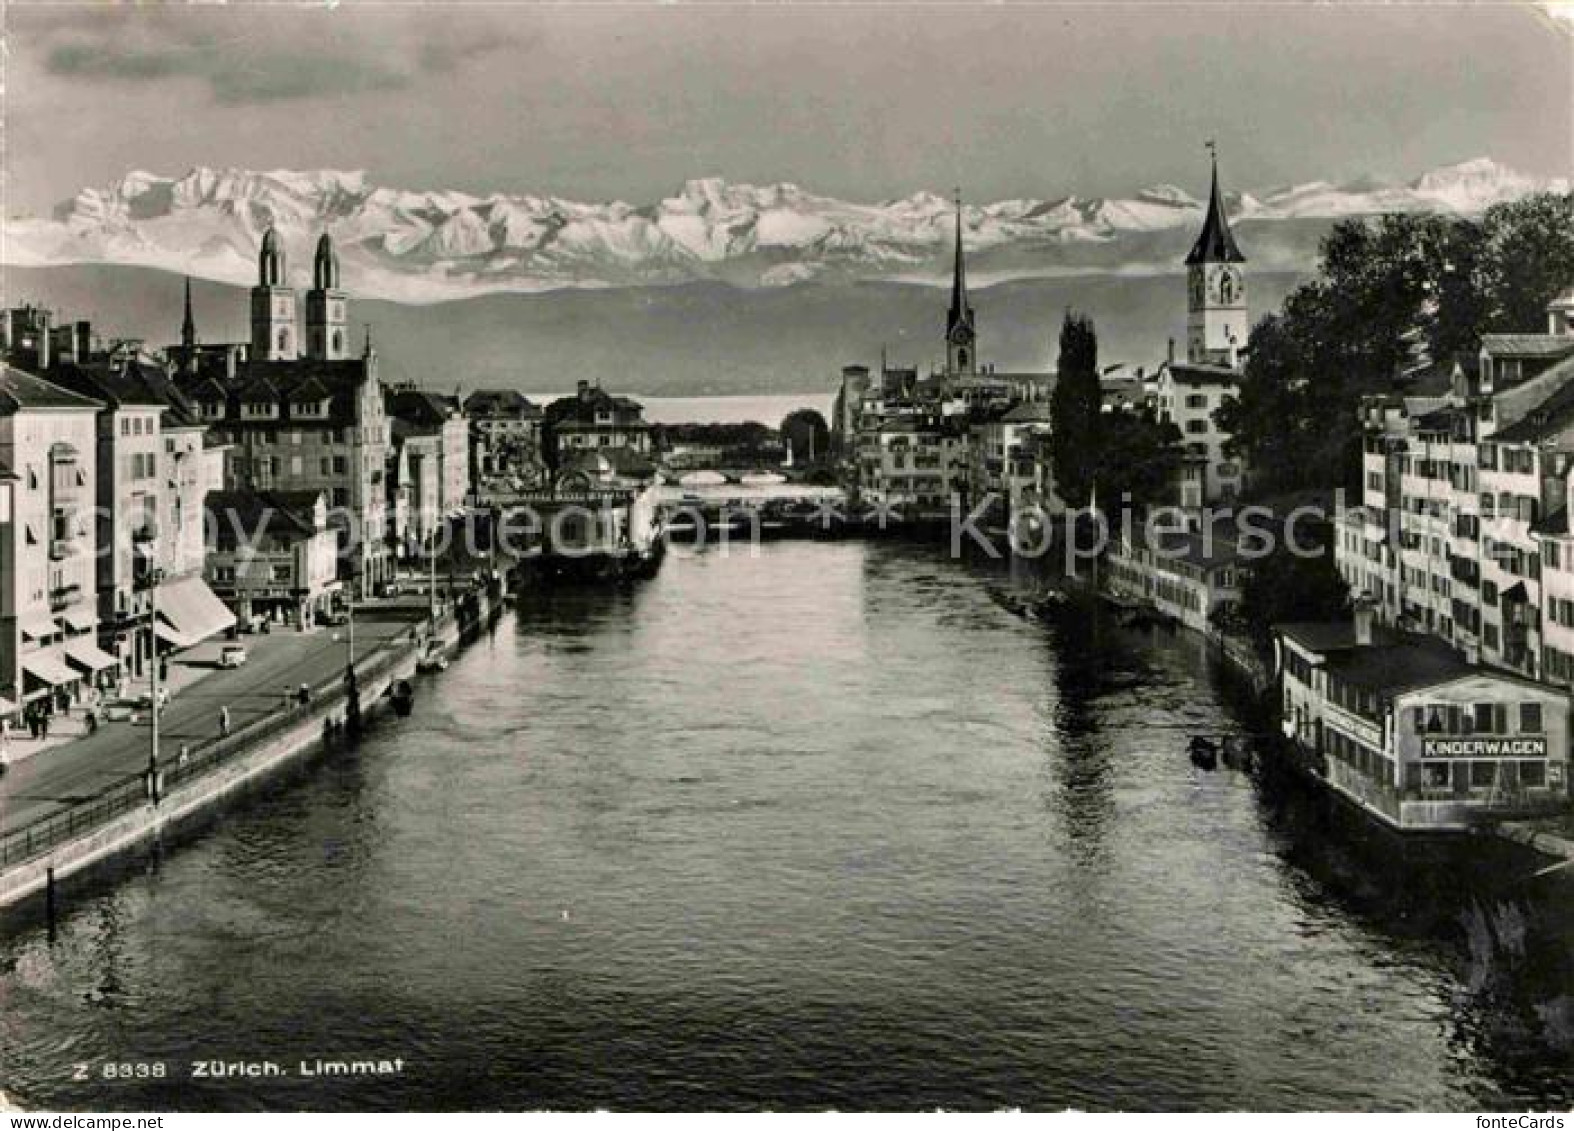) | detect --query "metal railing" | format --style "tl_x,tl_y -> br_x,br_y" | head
0,589 -> 491,874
